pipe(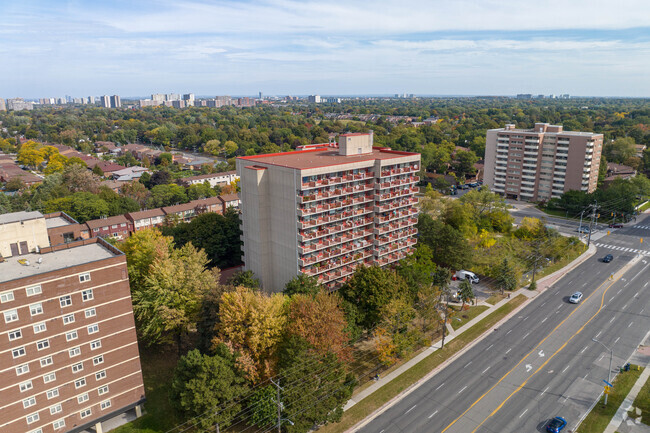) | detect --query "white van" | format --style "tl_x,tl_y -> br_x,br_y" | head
456,270 -> 479,284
